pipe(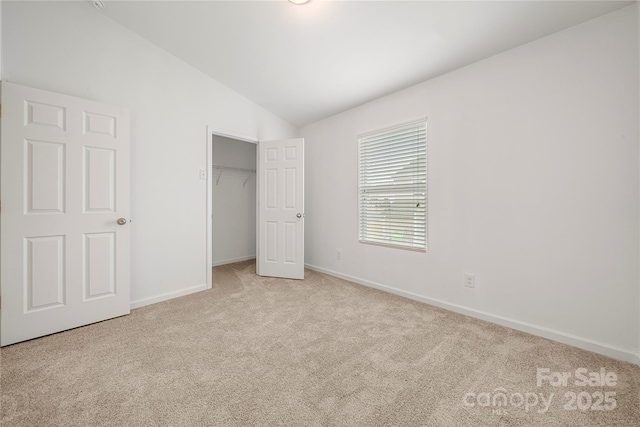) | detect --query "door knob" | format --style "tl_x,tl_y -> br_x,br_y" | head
117,218 -> 127,225
296,213 -> 302,218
